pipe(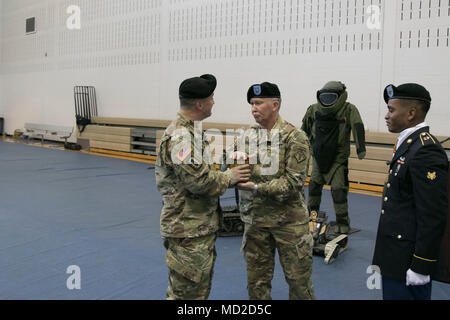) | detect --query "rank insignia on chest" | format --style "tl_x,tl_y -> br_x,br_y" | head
177,145 -> 192,162
427,172 -> 437,181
